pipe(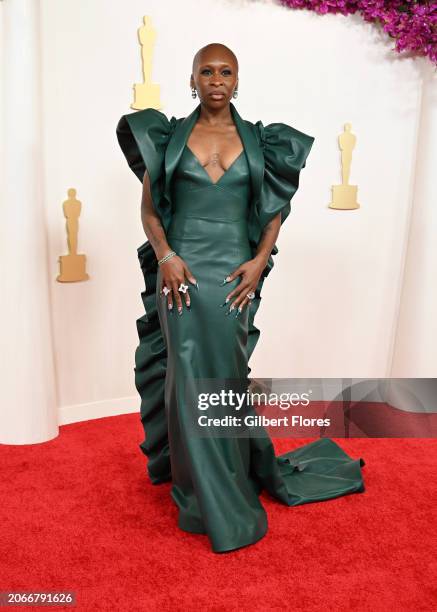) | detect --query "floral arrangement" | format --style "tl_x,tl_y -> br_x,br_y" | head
279,0 -> 437,64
